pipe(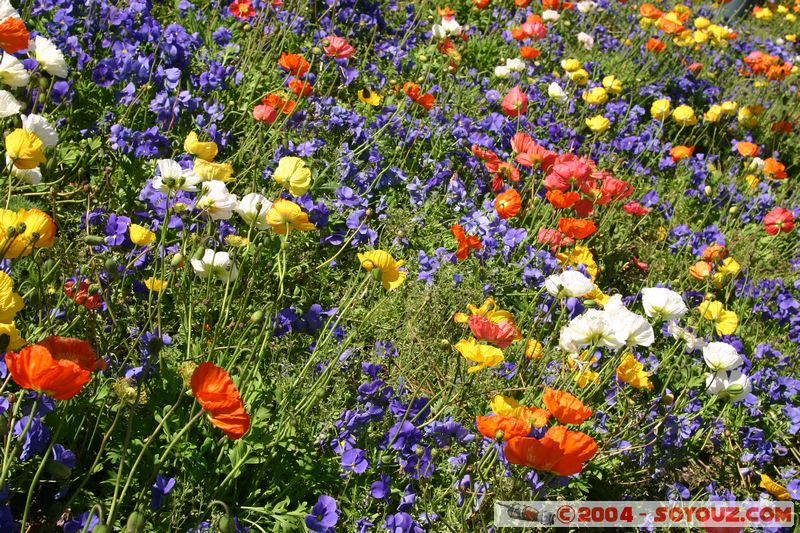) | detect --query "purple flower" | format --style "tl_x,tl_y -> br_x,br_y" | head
63,511 -> 100,533
370,473 -> 391,500
151,474 -> 176,510
305,495 -> 338,532
341,448 -> 369,474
